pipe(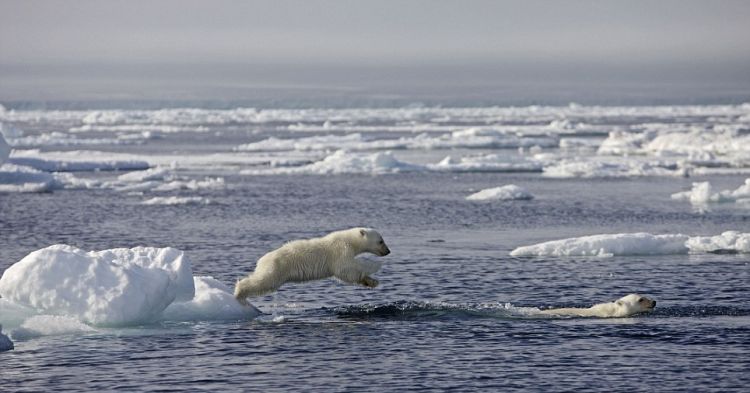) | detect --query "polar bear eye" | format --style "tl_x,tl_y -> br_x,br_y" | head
637,298 -> 644,303
378,240 -> 384,245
